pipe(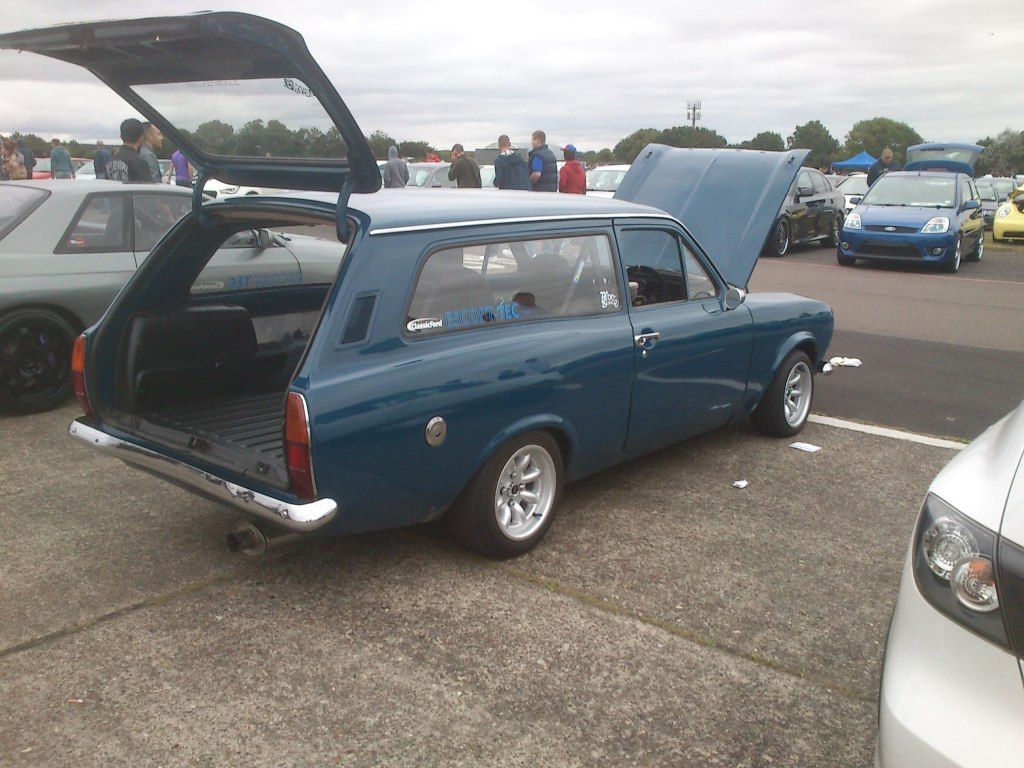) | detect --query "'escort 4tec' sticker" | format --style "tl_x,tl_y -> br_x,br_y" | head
408,302 -> 522,333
